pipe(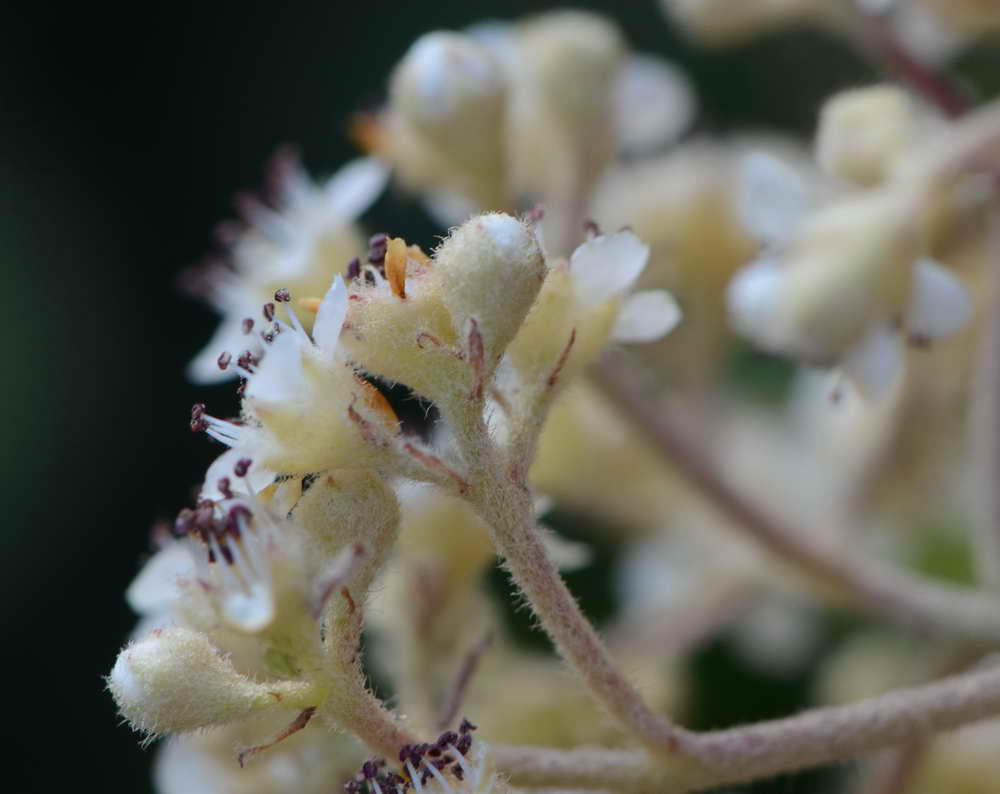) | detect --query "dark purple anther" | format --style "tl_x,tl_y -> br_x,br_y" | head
346,257 -> 361,280
242,317 -> 255,334
233,458 -> 252,477
217,351 -> 232,370
274,288 -> 291,303
263,303 -> 275,322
